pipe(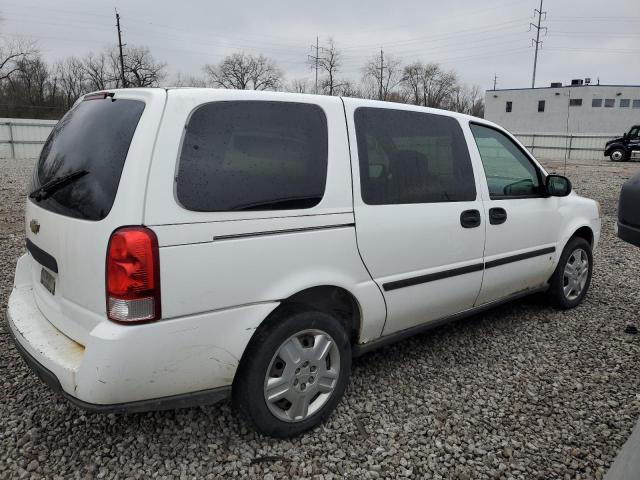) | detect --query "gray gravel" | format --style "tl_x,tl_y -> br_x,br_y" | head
1,156 -> 640,479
